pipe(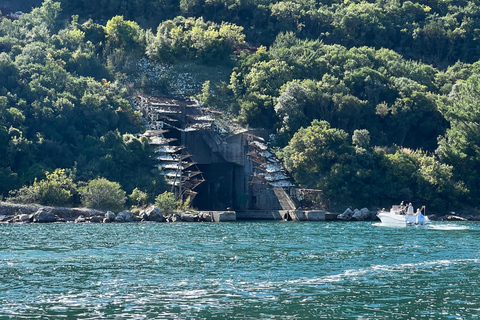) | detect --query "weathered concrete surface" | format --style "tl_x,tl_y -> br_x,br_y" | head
236,210 -> 332,221
325,212 -> 339,221
203,211 -> 236,222
291,210 -> 326,221
236,210 -> 286,220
